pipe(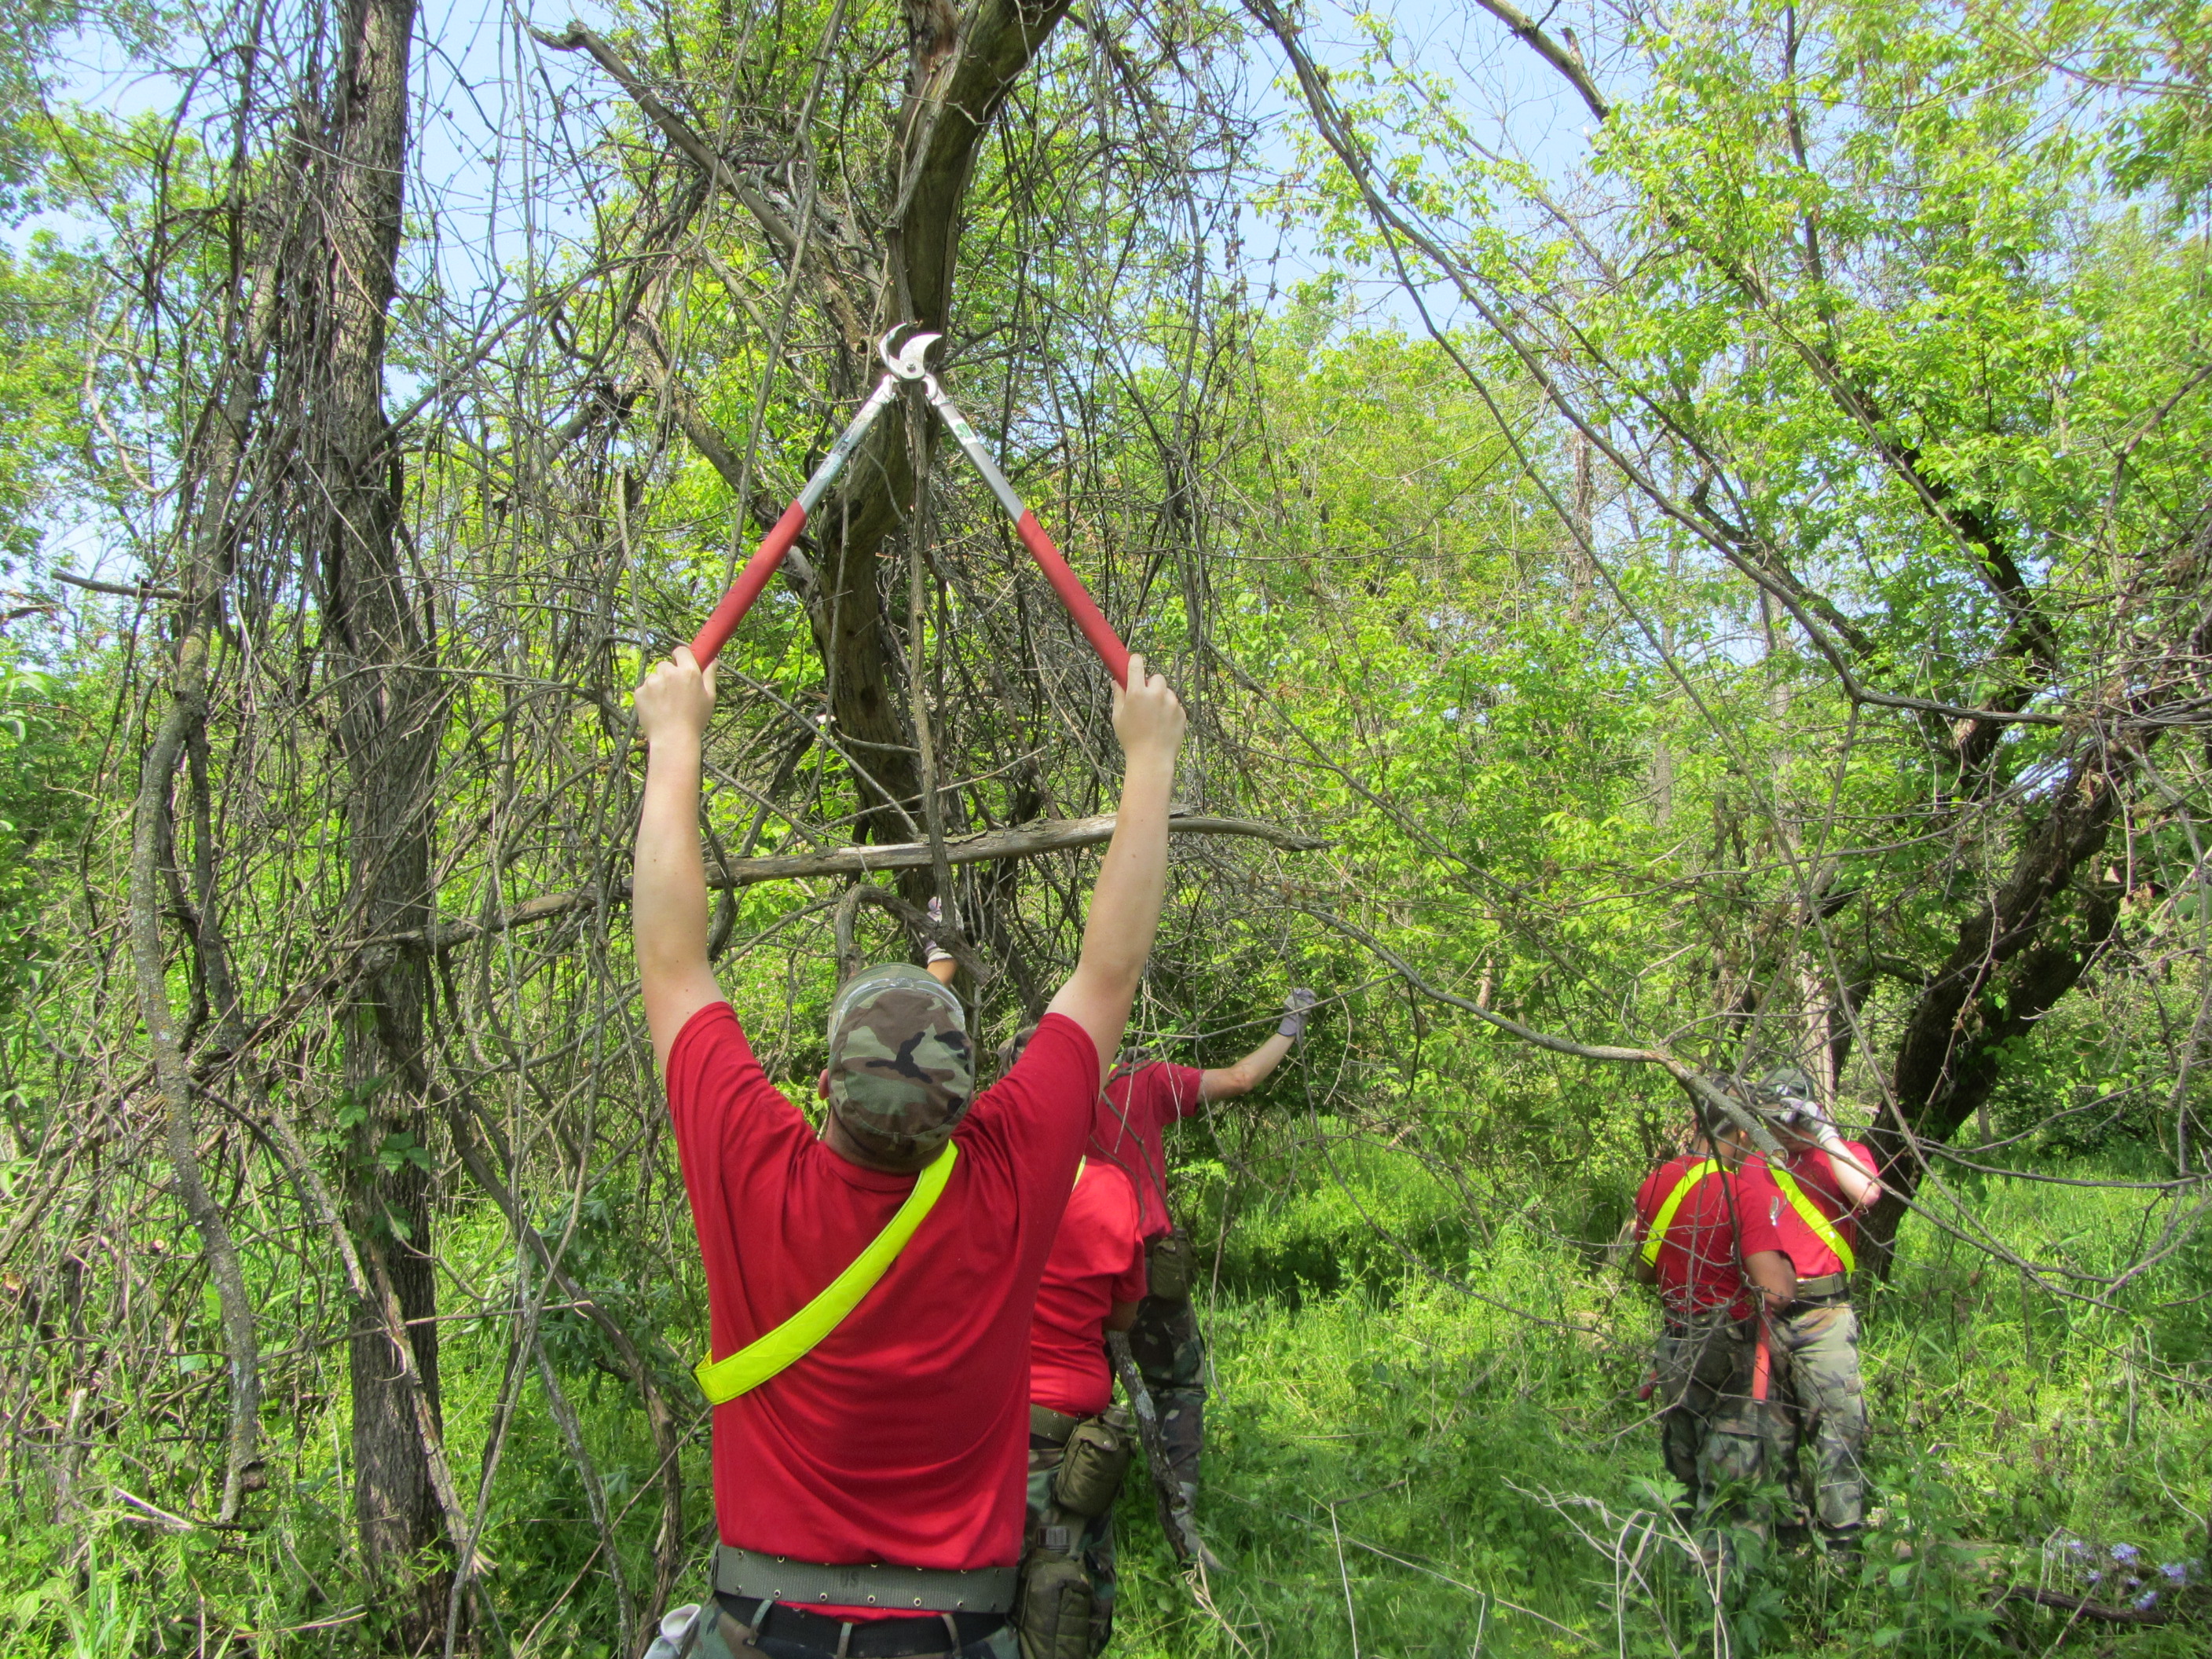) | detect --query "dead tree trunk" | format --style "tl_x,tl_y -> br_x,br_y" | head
298,0 -> 451,1630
